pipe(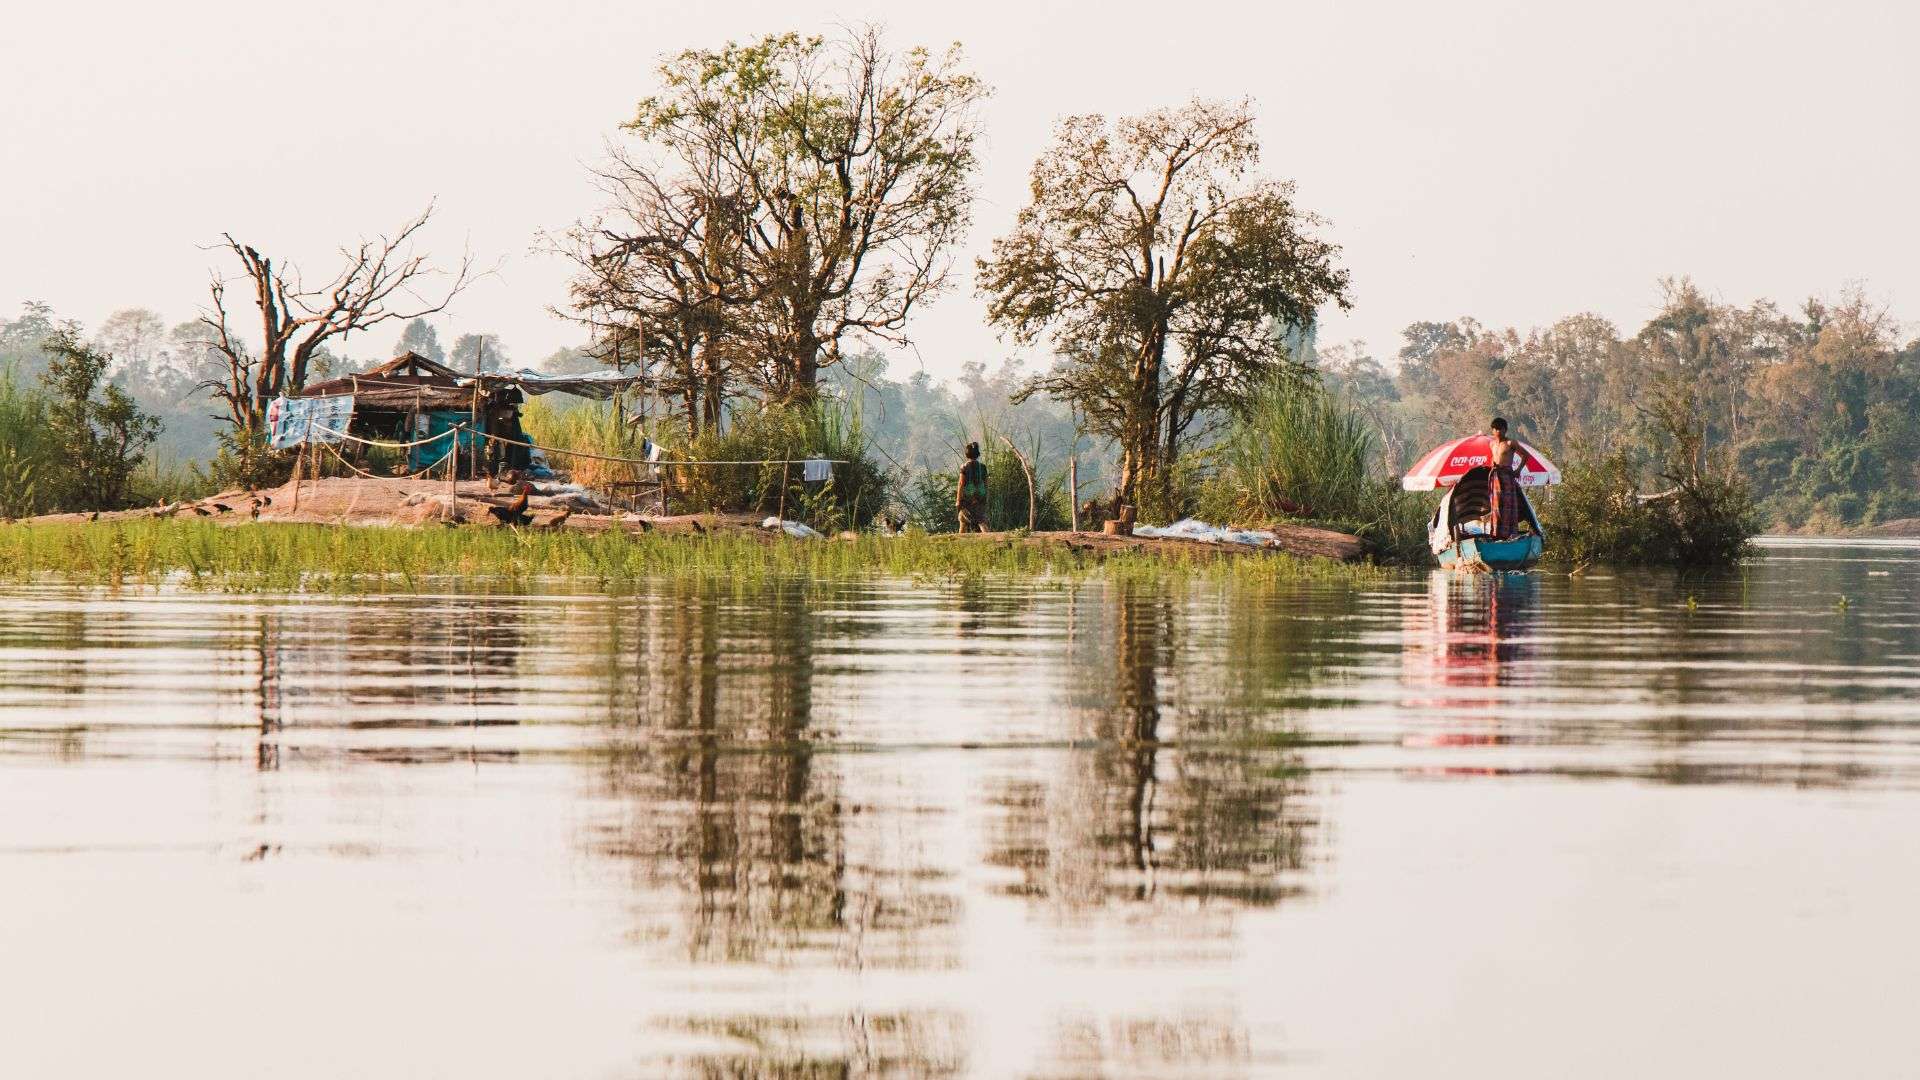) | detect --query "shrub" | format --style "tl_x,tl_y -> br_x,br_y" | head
207,424 -> 294,492
38,331 -> 161,511
1536,450 -> 1760,566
